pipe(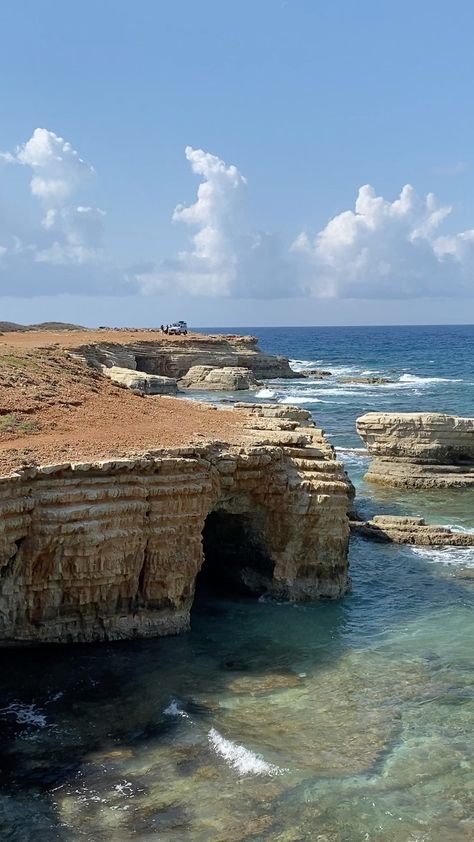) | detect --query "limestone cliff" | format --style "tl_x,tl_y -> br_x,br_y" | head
0,405 -> 352,644
357,412 -> 474,488
178,365 -> 260,390
70,334 -> 298,380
